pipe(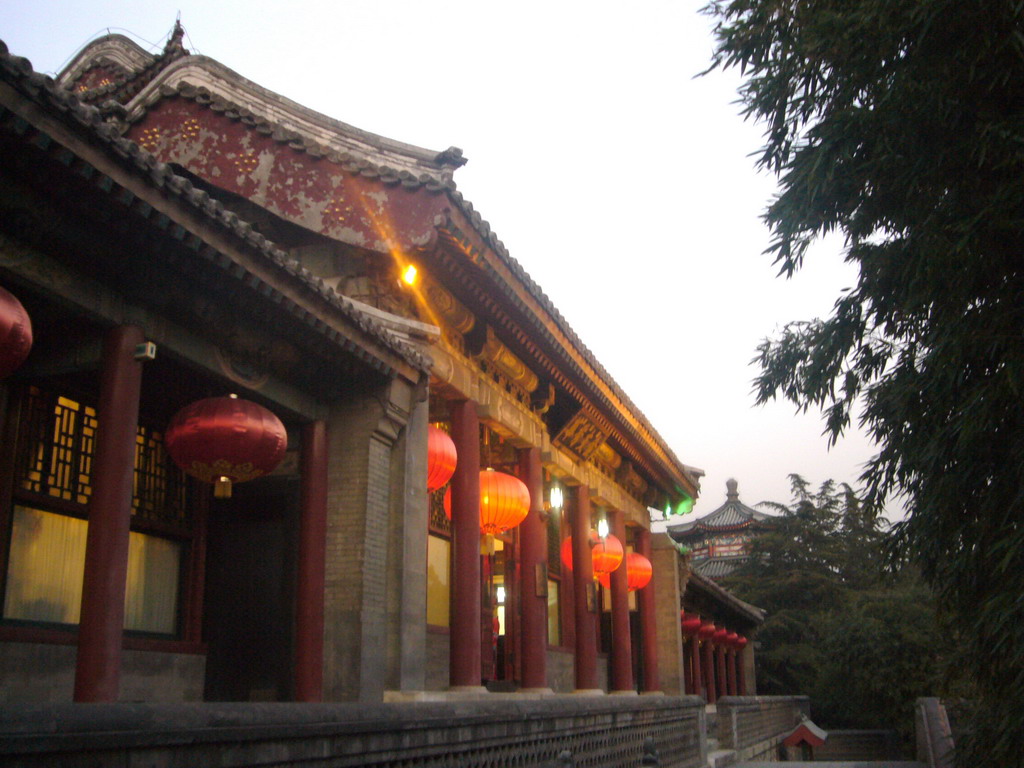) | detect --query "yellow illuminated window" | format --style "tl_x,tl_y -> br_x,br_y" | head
547,579 -> 561,646
427,534 -> 450,626
3,506 -> 181,633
